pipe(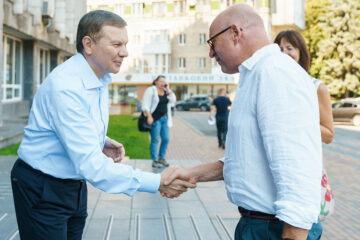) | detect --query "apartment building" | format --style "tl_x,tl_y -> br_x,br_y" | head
0,0 -> 86,148
87,0 -> 305,105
